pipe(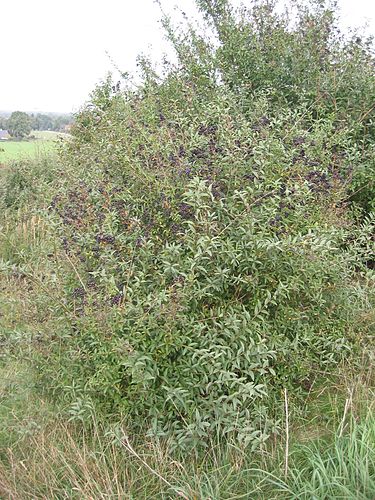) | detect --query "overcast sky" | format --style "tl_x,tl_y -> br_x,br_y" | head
1,0 -> 374,114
